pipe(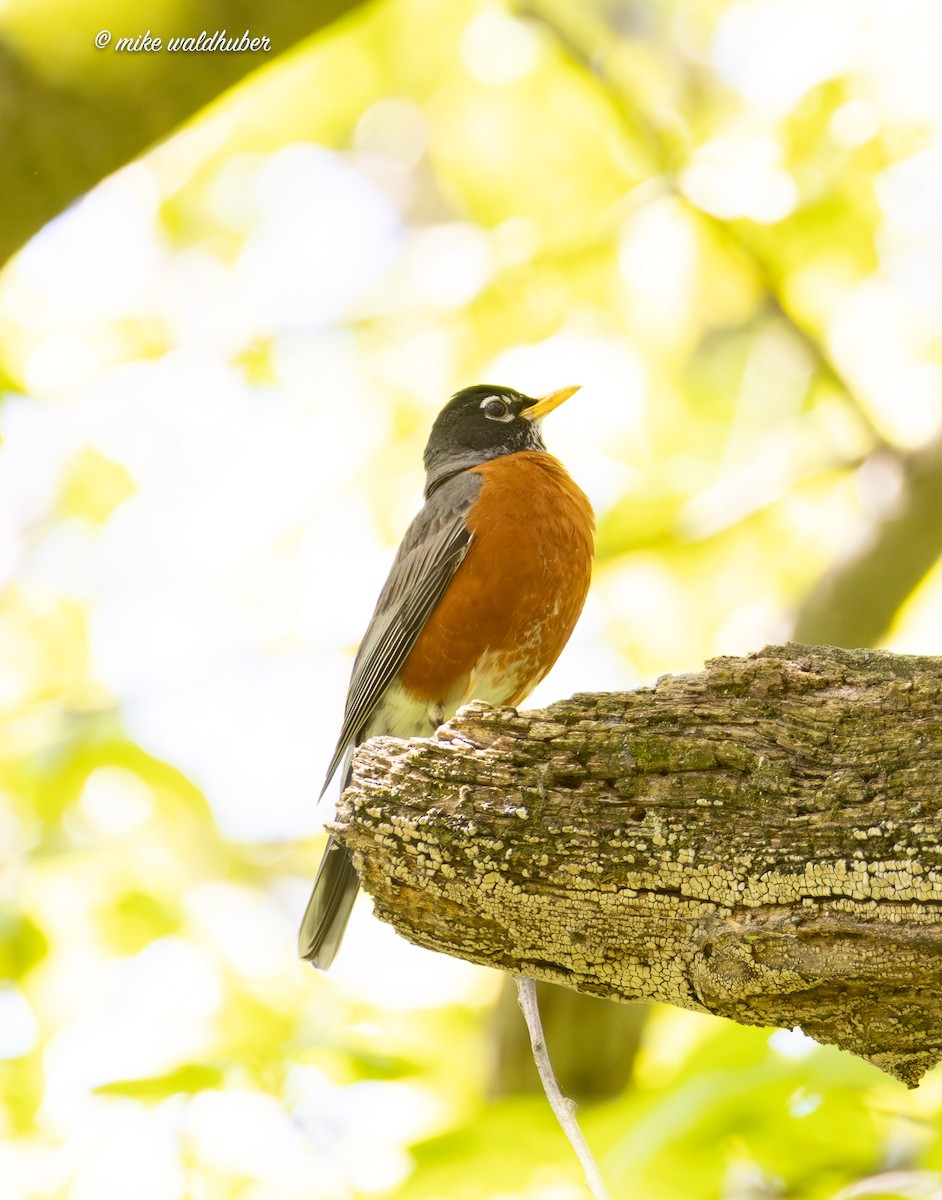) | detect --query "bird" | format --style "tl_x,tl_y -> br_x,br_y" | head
299,382 -> 594,968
